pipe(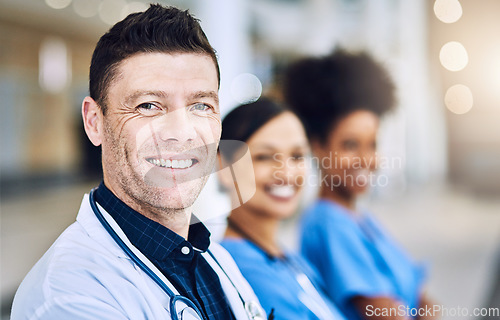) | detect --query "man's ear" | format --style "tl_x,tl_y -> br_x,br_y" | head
82,96 -> 103,146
